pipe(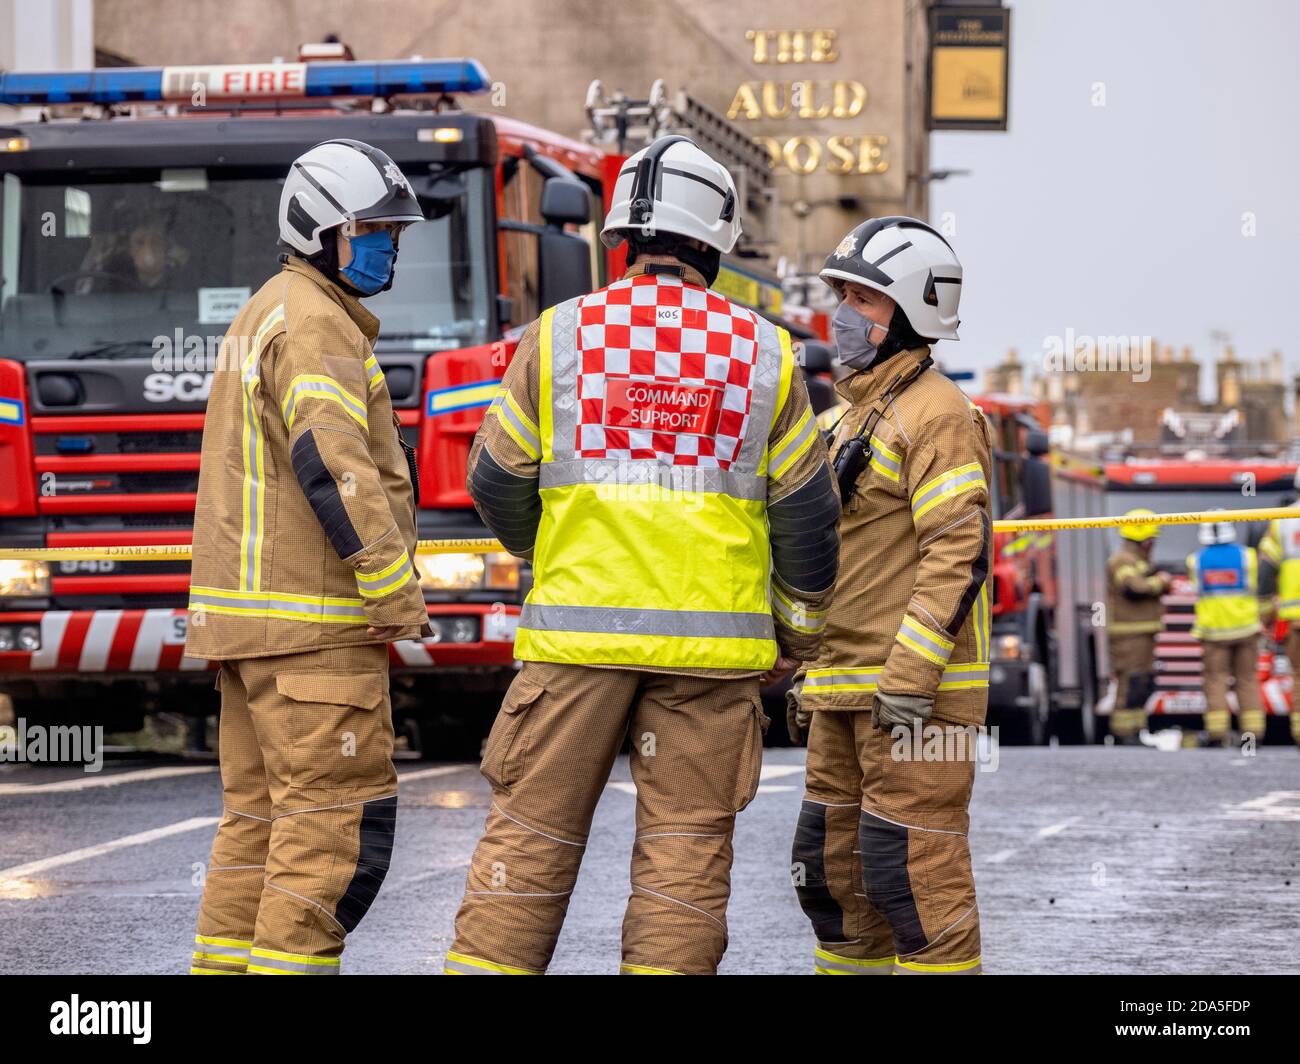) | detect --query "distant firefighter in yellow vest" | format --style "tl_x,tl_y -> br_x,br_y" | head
1258,473 -> 1300,747
1105,509 -> 1171,741
445,136 -> 842,975
1188,520 -> 1264,746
